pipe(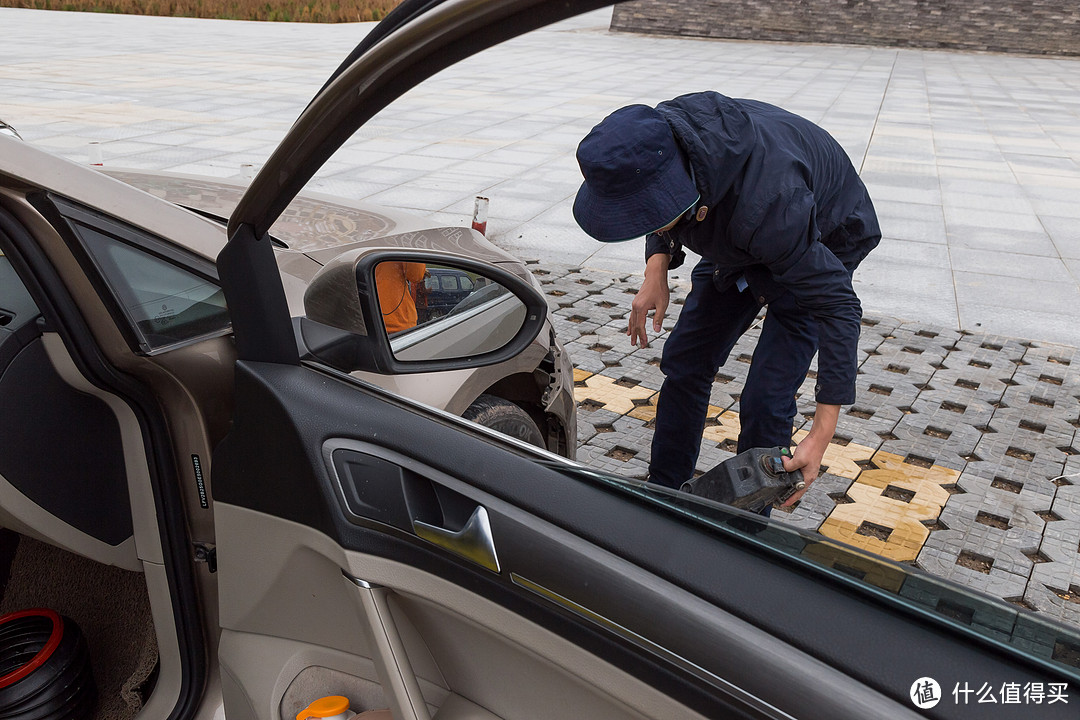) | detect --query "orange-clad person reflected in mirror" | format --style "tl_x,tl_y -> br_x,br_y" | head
376,261 -> 427,333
